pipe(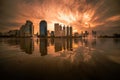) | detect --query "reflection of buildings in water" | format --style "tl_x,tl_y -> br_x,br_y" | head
113,38 -> 120,44
82,39 -> 88,47
20,38 -> 34,54
39,38 -> 48,56
74,38 -> 80,44
54,38 -> 62,52
47,38 -> 50,47
54,38 -> 73,52
6,38 -> 20,46
36,38 -> 39,44
70,47 -> 92,63
63,39 -> 66,50
91,39 -> 96,48
70,38 -> 73,51
50,38 -> 54,45
67,38 -> 73,51
80,39 -> 97,50
4,38 -> 34,54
